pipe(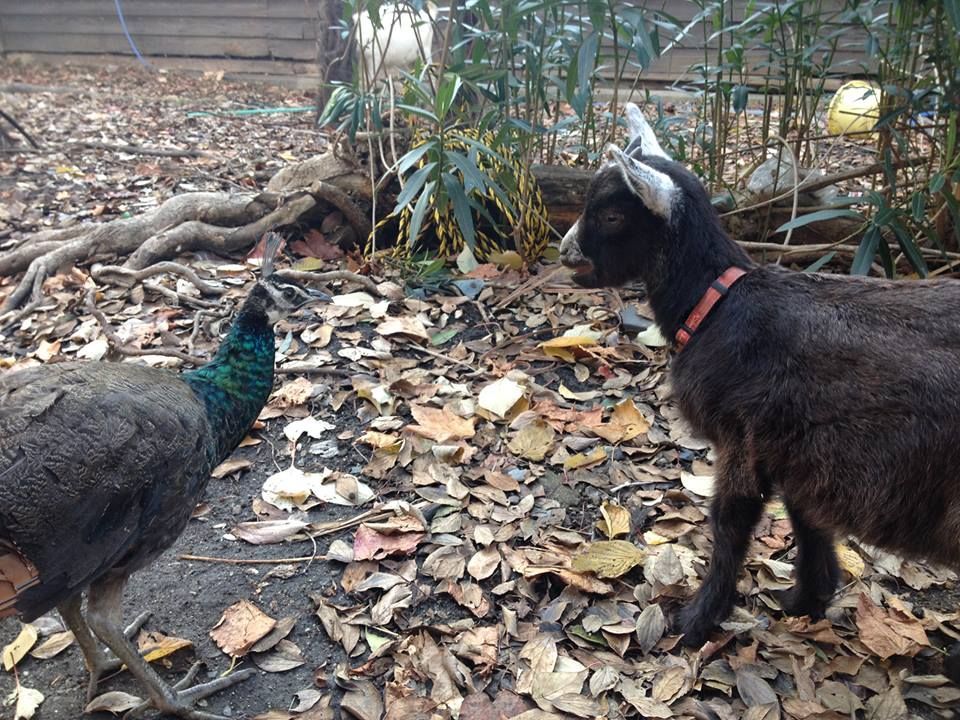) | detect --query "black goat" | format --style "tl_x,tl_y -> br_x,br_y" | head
561,103 -> 960,680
